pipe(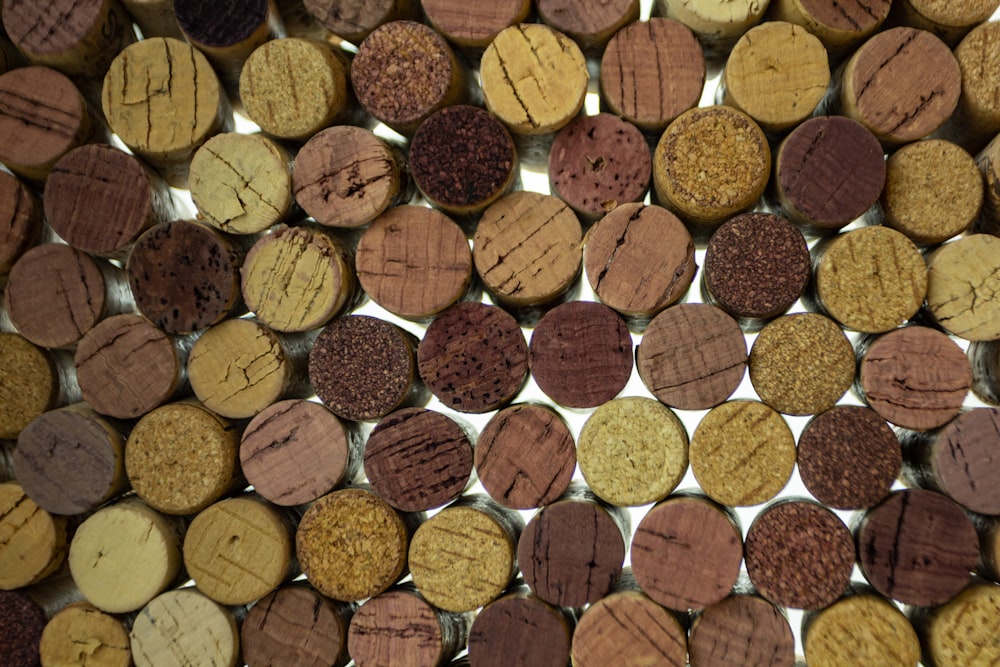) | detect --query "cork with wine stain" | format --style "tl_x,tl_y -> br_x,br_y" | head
0,172 -> 42,274
537,0 -> 639,54
0,590 -> 47,667
303,0 -> 419,44
421,0 -> 531,49
688,594 -> 795,667
242,585 -> 353,667
766,0 -> 891,55
469,588 -> 575,666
